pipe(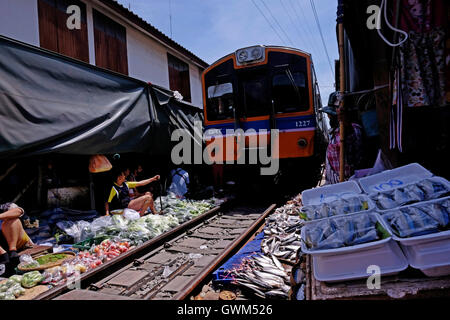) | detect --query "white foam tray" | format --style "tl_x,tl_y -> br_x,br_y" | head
302,181 -> 362,206
401,241 -> 450,277
313,240 -> 408,283
358,163 -> 433,195
301,212 -> 393,256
